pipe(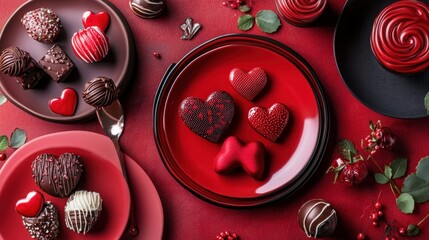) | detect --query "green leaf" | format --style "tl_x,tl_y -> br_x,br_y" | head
402,173 -> 429,203
396,193 -> 415,214
0,94 -> 6,106
9,128 -> 26,149
238,4 -> 251,13
337,139 -> 357,162
425,92 -> 429,115
238,14 -> 254,31
416,156 -> 429,182
0,135 -> 8,151
407,224 -> 420,236
375,173 -> 389,184
255,10 -> 281,33
384,166 -> 392,179
390,157 -> 407,179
